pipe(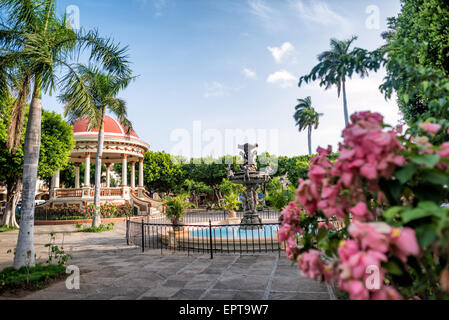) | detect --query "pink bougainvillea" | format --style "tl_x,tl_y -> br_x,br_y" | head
295,112 -> 405,222
279,202 -> 303,258
278,111 -> 428,300
419,122 -> 441,136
